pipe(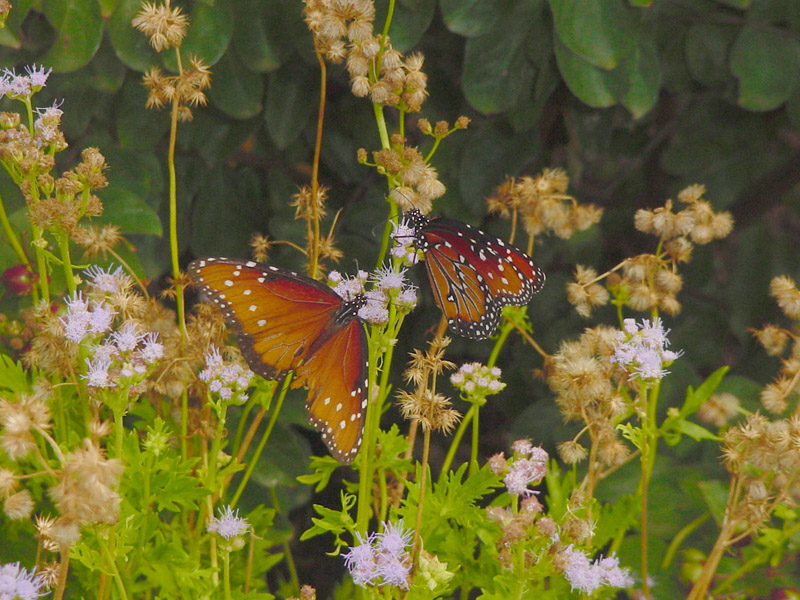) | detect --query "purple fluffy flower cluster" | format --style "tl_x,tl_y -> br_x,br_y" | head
495,440 -> 549,497
610,317 -> 682,381
450,362 -> 505,398
198,346 -> 254,404
0,562 -> 46,600
561,545 -> 634,594
0,65 -> 51,100
342,520 -> 413,590
61,266 -> 165,389
327,267 -> 417,326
